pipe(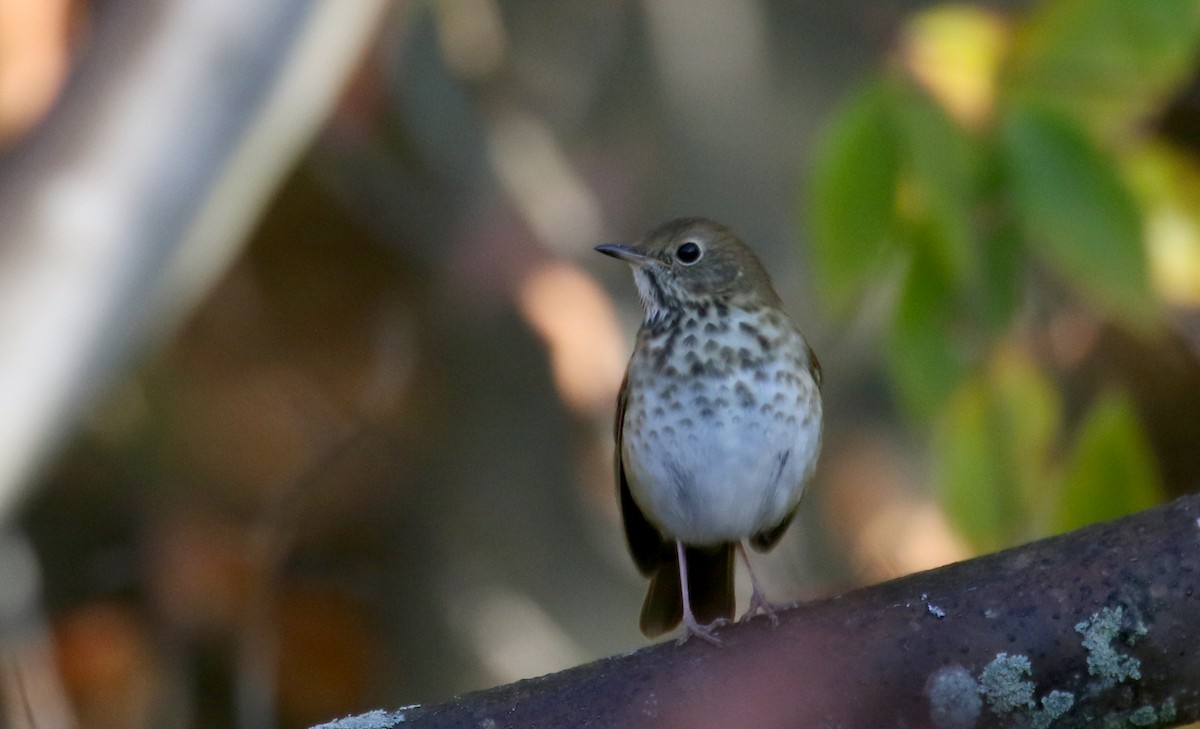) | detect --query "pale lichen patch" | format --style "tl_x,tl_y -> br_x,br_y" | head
977,654 -> 1075,728
1074,606 -> 1142,687
980,653 -> 1035,714
312,708 -> 413,728
1125,698 -> 1177,727
1030,690 -> 1075,729
925,664 -> 981,729
1130,706 -> 1159,726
